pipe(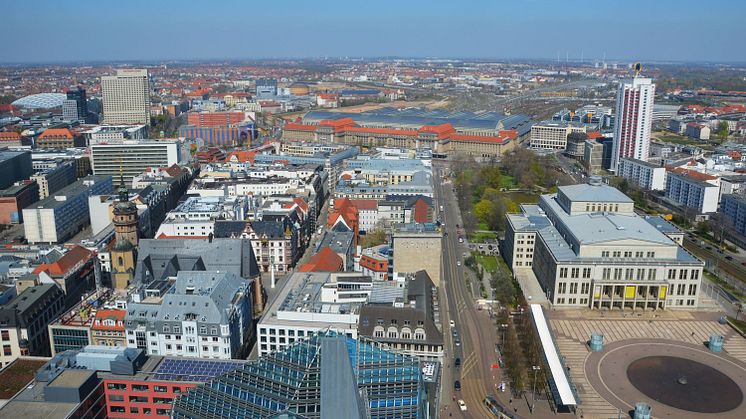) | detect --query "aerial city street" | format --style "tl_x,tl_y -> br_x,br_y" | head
0,1 -> 745,418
